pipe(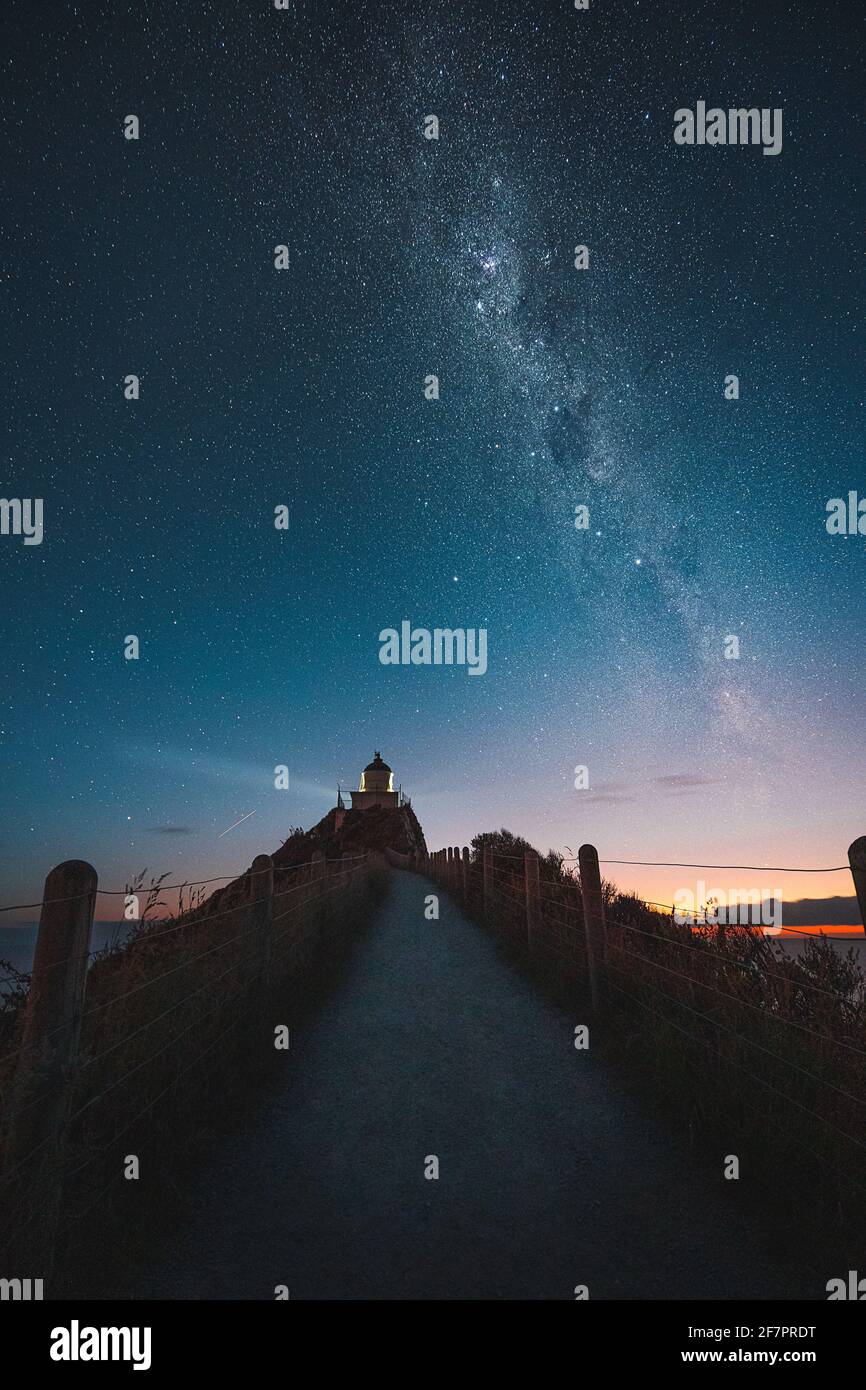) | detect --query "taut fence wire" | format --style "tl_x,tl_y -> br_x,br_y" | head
397,835 -> 866,1239
0,849 -> 379,1278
